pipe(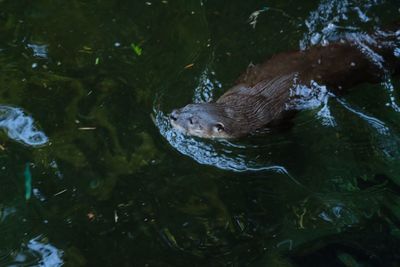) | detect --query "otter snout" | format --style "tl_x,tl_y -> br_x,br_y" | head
169,108 -> 187,131
169,109 -> 190,126
169,103 -> 231,138
169,109 -> 179,122
169,108 -> 199,134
